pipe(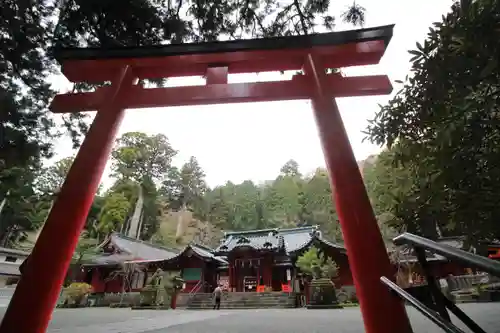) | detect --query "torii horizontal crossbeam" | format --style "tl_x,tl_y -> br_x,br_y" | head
50,74 -> 391,113
54,25 -> 394,83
